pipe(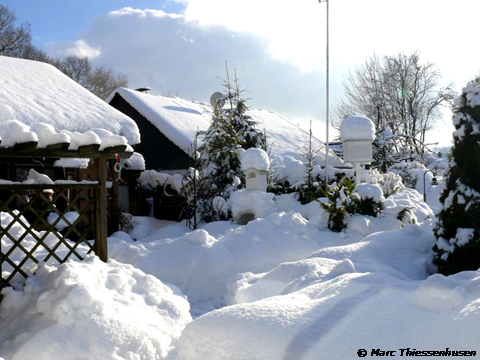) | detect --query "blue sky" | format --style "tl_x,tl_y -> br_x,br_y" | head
2,0 -> 183,45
